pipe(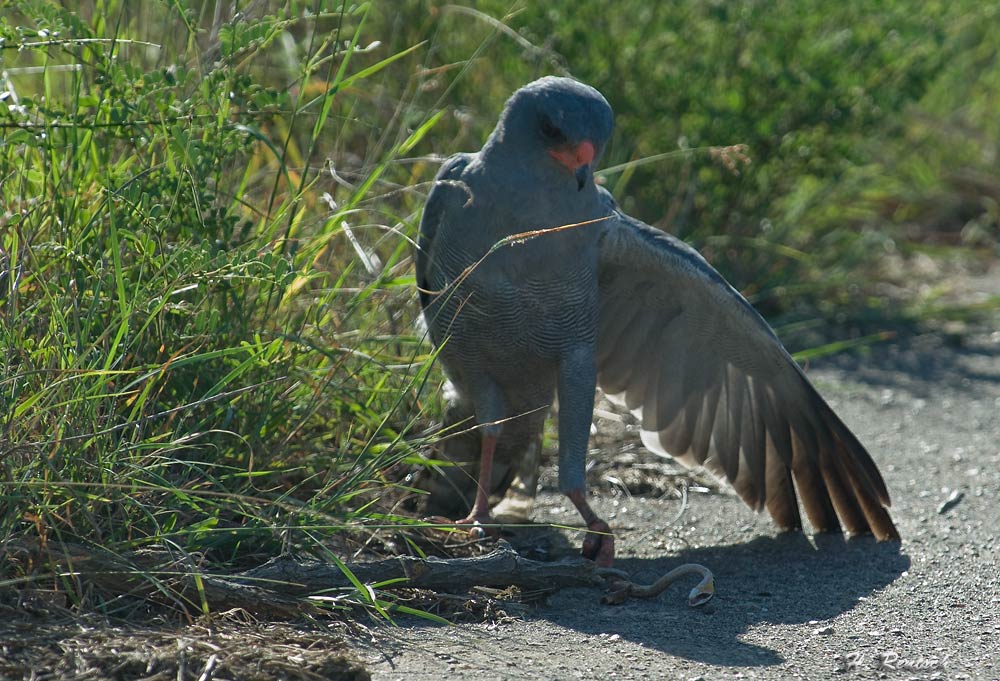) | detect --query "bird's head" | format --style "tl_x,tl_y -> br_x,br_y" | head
486,76 -> 614,191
